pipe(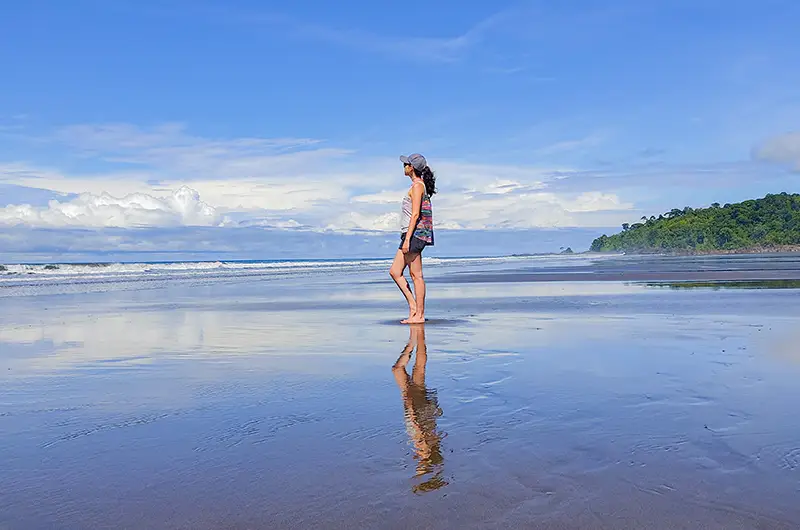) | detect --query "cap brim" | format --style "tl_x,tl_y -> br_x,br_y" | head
399,155 -> 409,164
